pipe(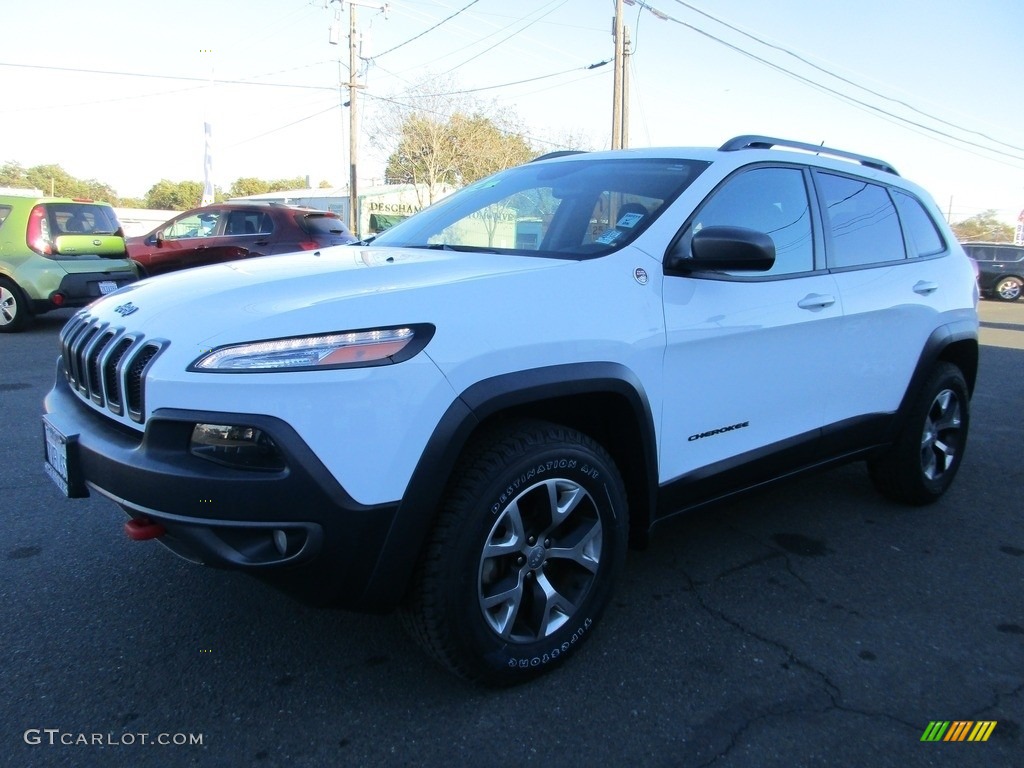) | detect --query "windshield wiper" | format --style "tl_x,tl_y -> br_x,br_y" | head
417,243 -> 501,254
